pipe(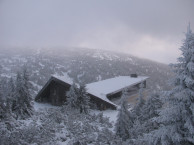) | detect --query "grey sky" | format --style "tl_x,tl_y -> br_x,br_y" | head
0,0 -> 194,64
